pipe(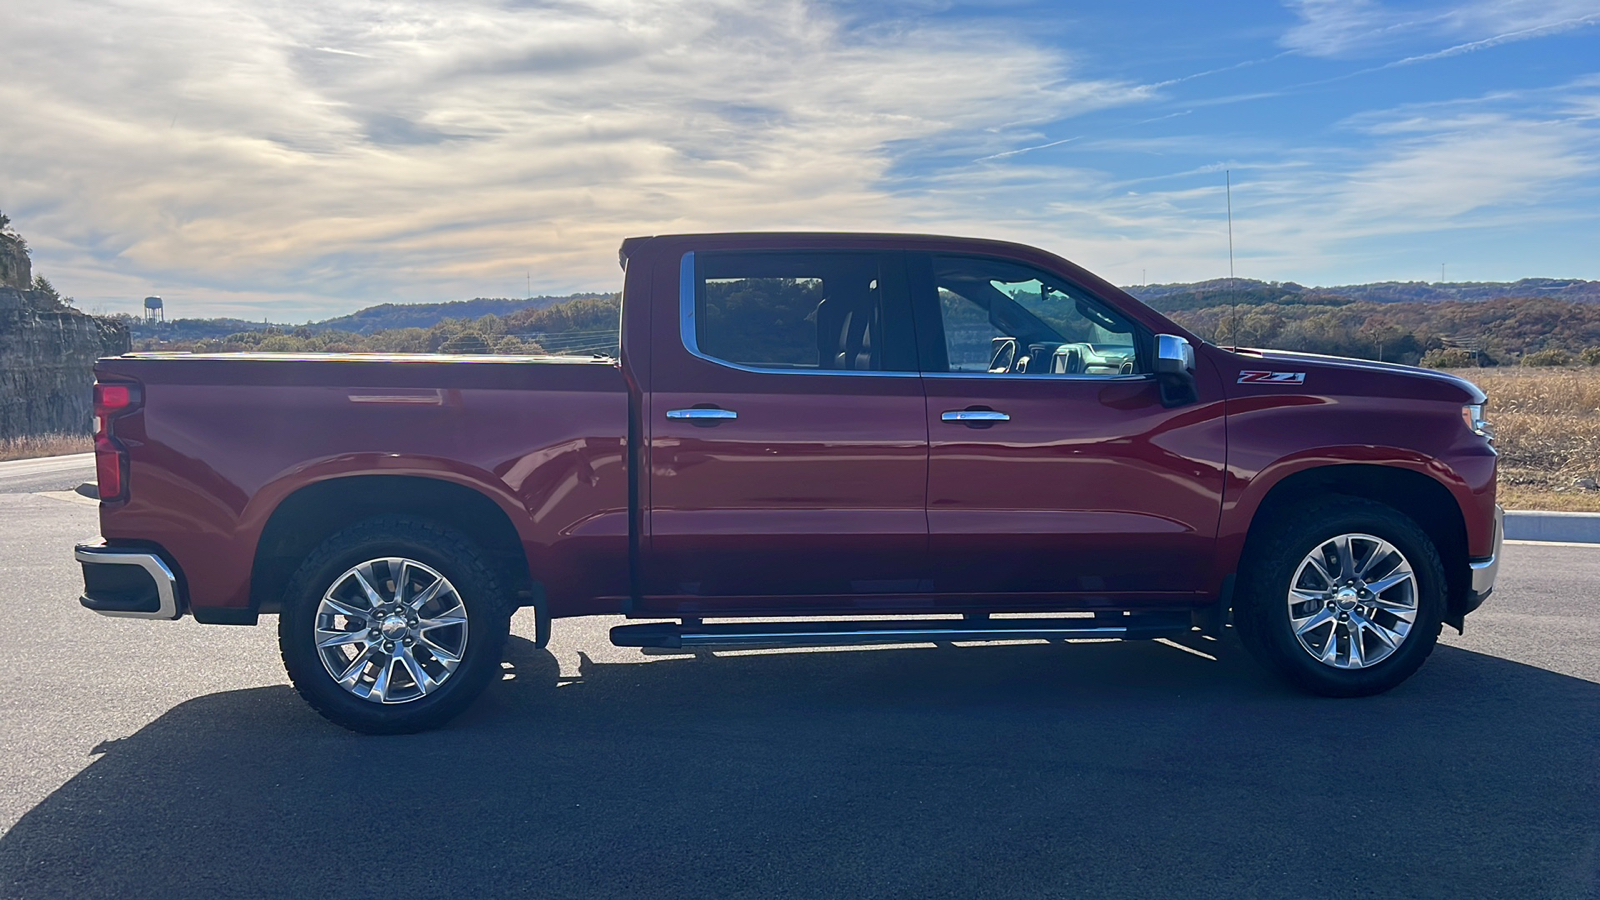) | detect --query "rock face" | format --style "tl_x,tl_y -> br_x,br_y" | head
0,288 -> 131,439
0,231 -> 30,290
